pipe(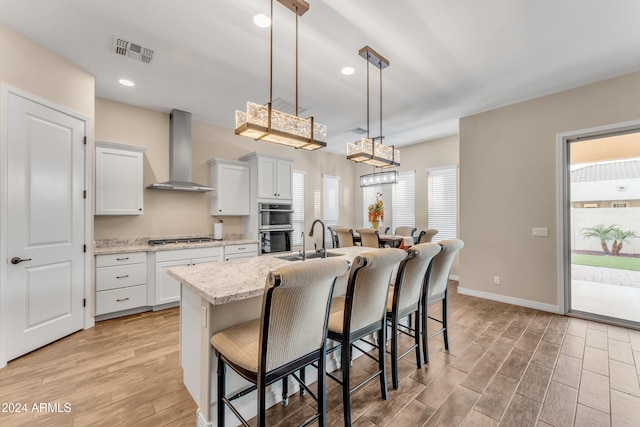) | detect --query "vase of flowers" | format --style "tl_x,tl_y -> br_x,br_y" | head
368,193 -> 384,230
